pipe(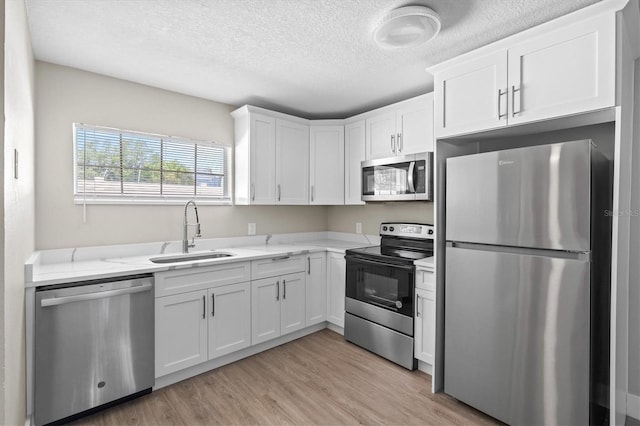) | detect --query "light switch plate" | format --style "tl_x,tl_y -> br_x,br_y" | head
356,222 -> 362,234
248,223 -> 256,235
